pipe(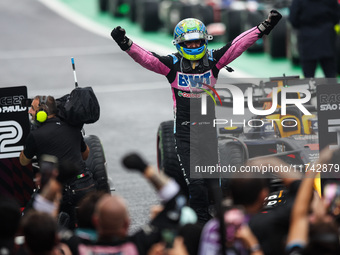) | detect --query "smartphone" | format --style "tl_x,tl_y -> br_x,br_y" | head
39,154 -> 58,189
323,182 -> 340,219
161,228 -> 177,248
